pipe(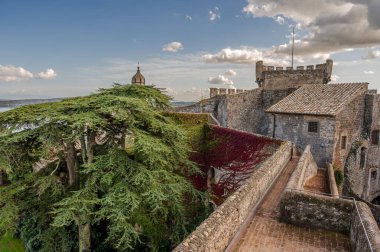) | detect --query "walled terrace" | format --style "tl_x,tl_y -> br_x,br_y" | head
174,131 -> 380,251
